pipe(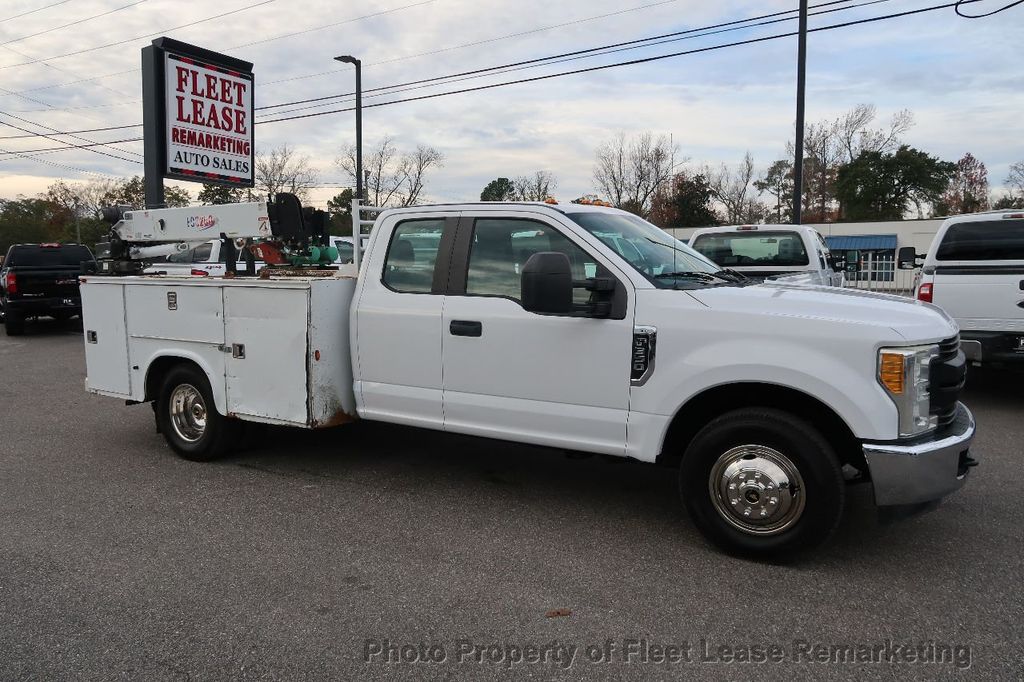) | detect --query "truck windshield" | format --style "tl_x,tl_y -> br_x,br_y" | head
7,244 -> 93,267
691,231 -> 809,267
566,211 -> 725,288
